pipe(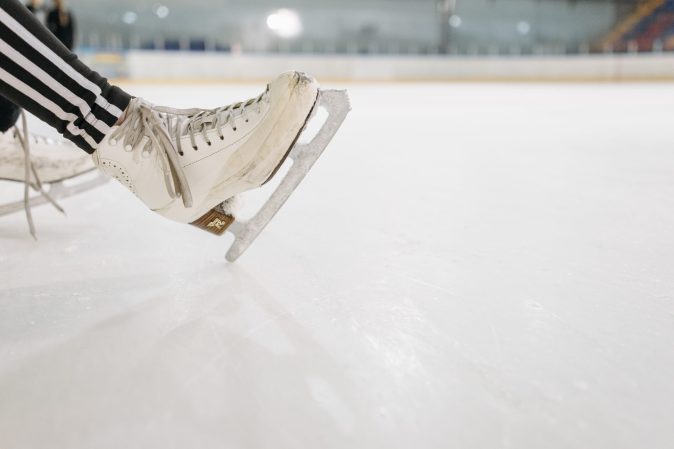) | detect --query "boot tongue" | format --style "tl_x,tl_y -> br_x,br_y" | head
179,119 -> 191,135
156,110 -> 193,138
183,108 -> 228,136
158,96 -> 254,139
